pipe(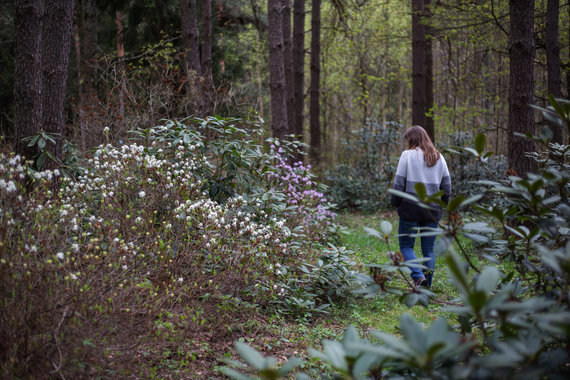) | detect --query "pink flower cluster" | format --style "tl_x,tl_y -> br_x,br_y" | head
267,147 -> 335,239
